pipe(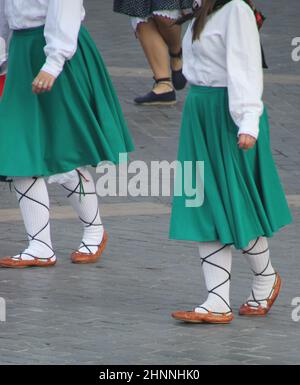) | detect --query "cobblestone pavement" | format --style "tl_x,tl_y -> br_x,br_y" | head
0,0 -> 299,365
